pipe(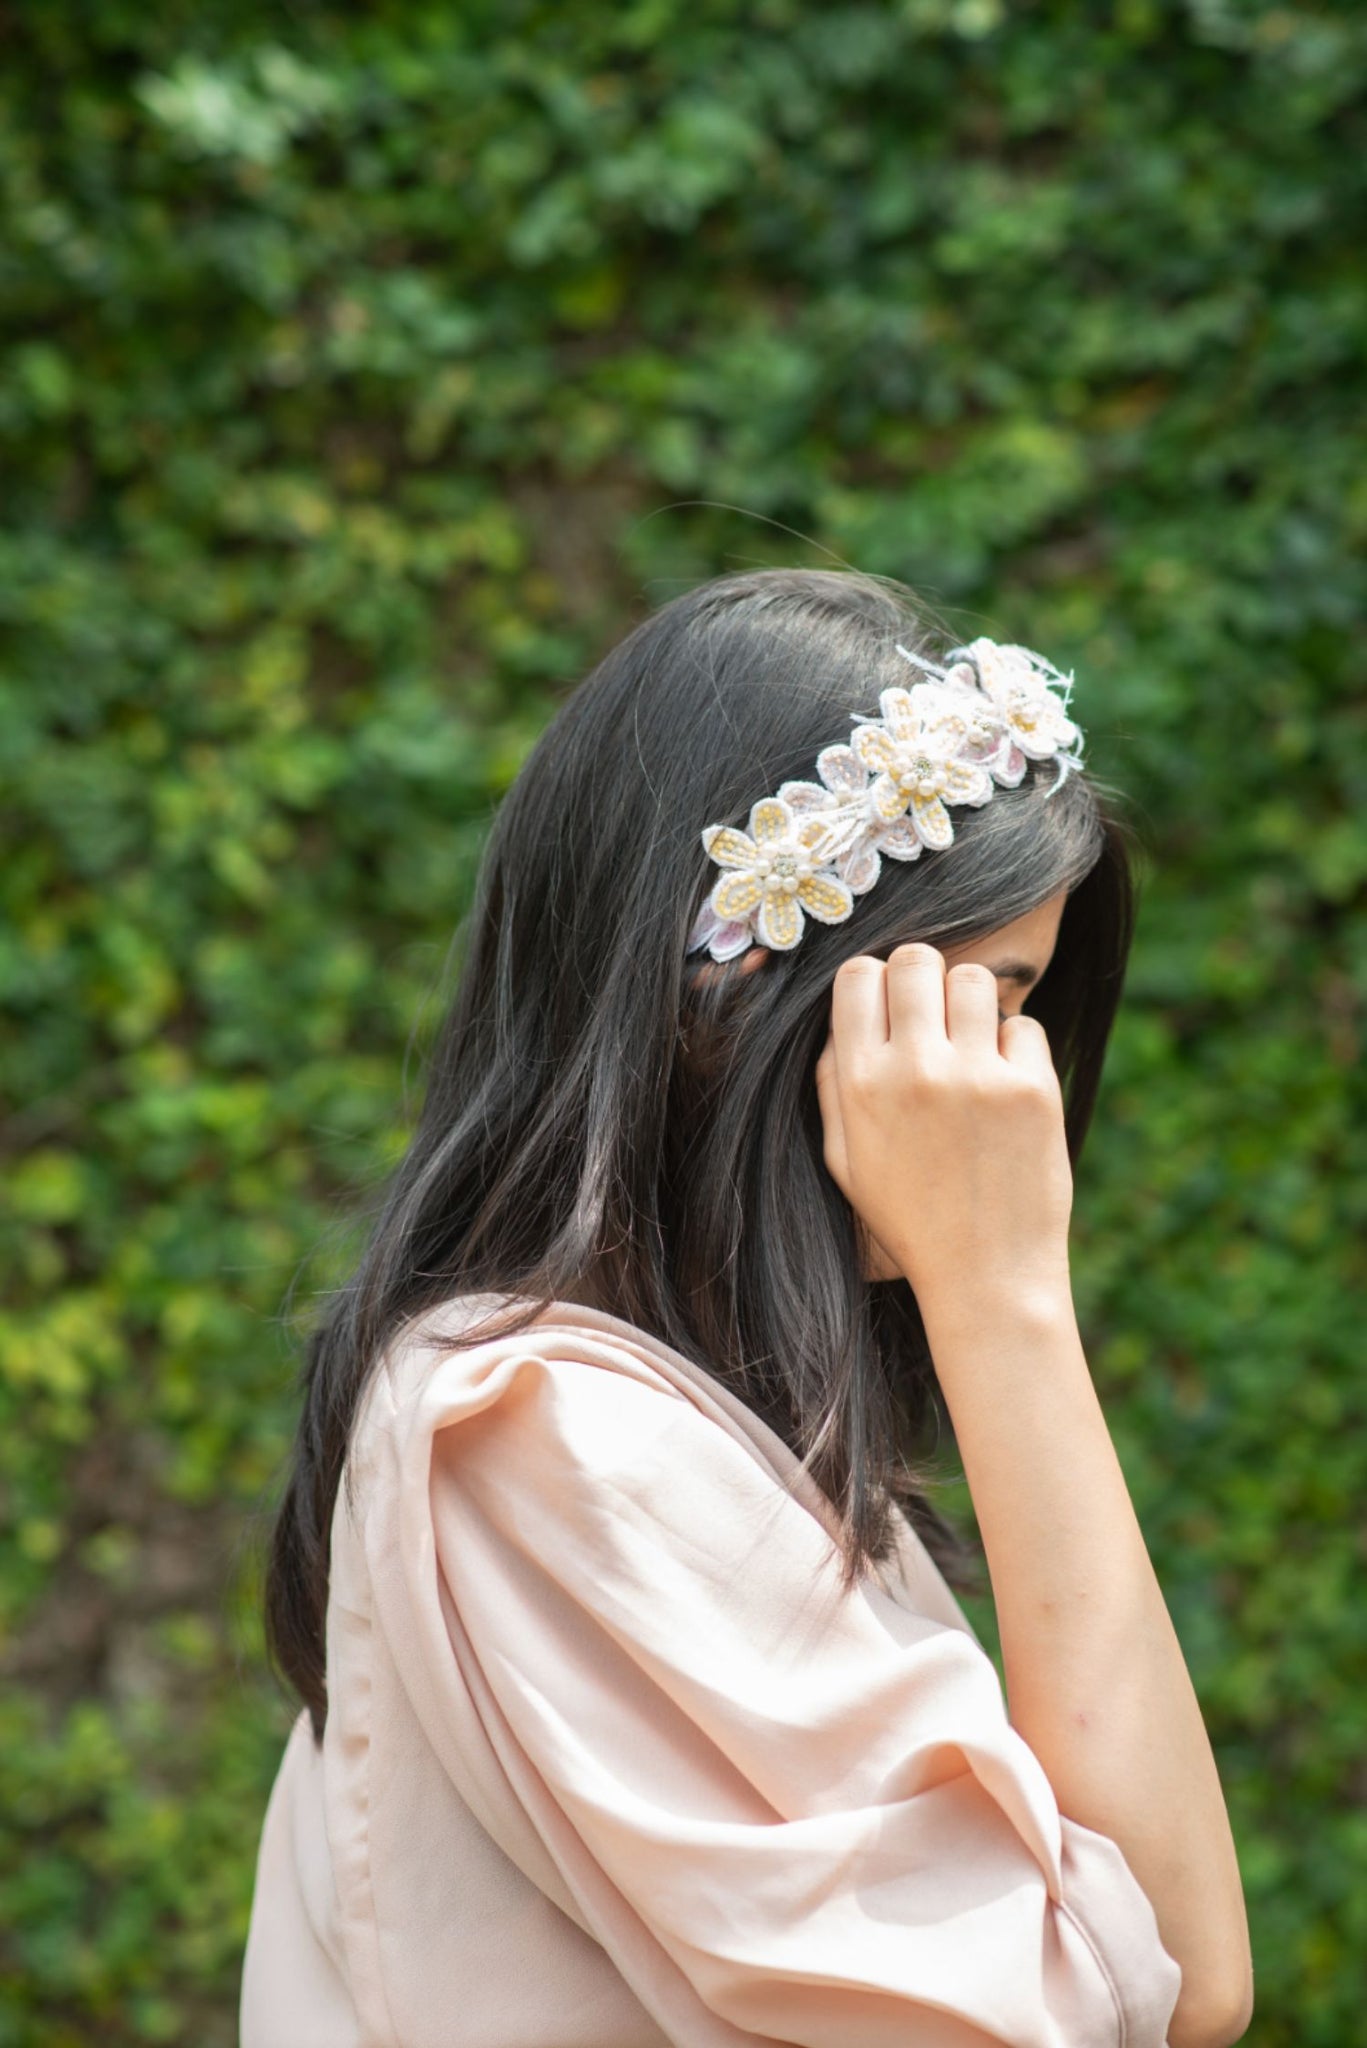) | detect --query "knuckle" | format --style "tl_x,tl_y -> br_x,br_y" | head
845,1050 -> 882,1094
1014,1070 -> 1060,1110
946,960 -> 996,987
888,941 -> 941,967
911,1049 -> 954,1092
